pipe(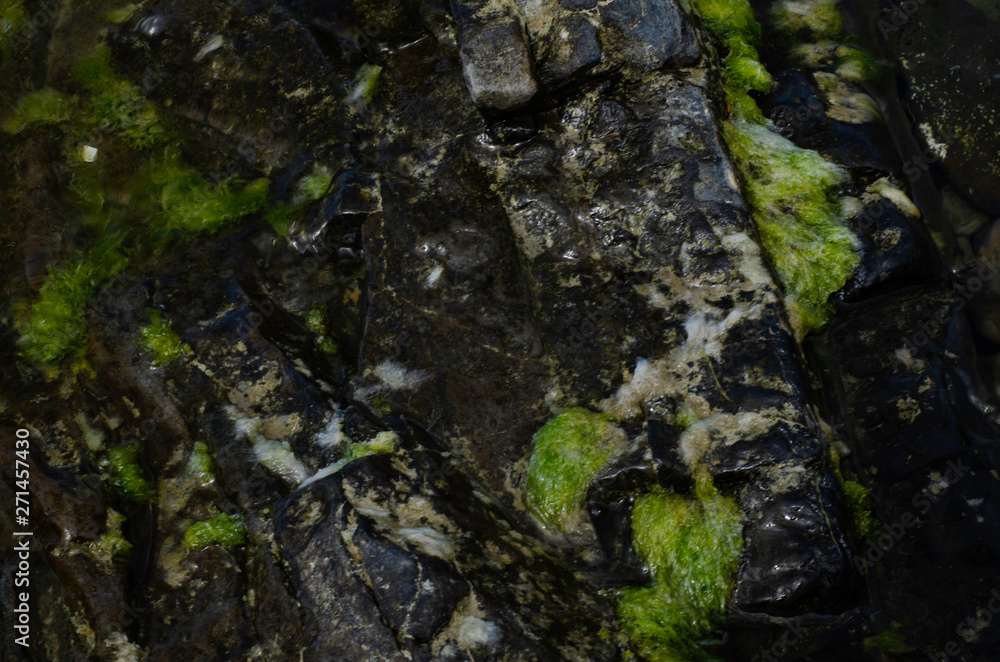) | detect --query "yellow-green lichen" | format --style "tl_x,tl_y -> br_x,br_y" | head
139,309 -> 192,366
107,443 -> 154,503
526,408 -> 625,535
618,483 -> 744,662
183,513 -> 247,550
